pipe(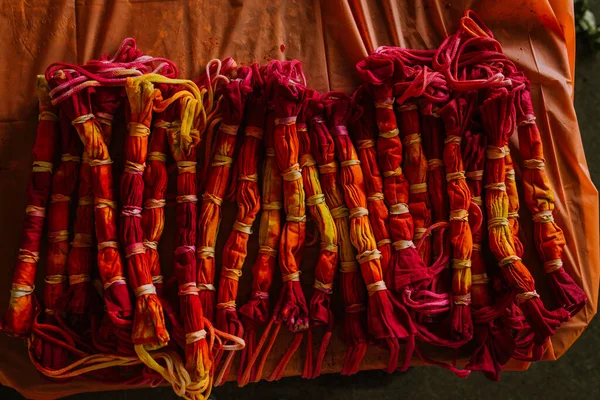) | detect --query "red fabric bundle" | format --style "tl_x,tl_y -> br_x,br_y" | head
306,97 -> 366,376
